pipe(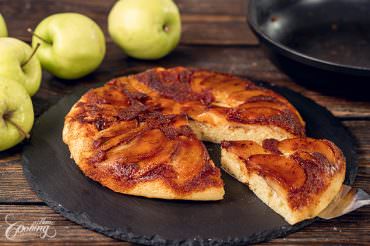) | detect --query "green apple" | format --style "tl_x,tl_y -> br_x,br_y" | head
0,14 -> 7,37
108,0 -> 181,60
31,13 -> 106,80
0,38 -> 42,96
0,77 -> 34,151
